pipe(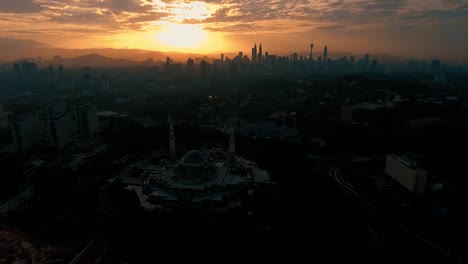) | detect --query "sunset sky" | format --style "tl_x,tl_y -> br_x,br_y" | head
0,0 -> 467,59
